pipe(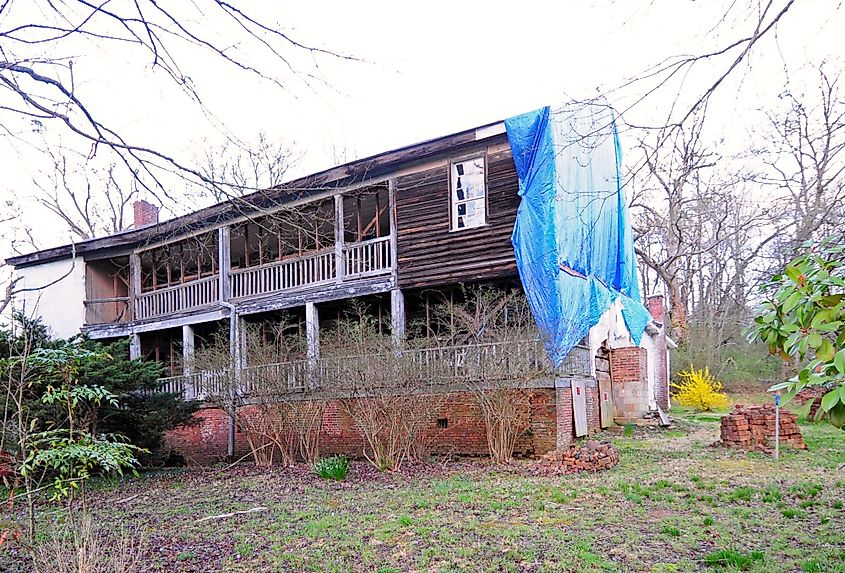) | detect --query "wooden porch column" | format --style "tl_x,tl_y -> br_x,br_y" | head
182,324 -> 195,375
226,310 -> 241,461
182,324 -> 196,401
218,226 -> 231,302
334,194 -> 345,284
129,333 -> 142,360
391,288 -> 405,347
129,252 -> 141,321
388,179 -> 398,282
305,302 -> 320,366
